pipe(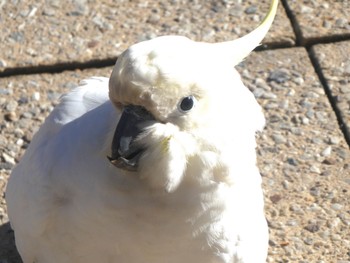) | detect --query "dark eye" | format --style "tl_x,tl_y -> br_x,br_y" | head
178,95 -> 196,113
